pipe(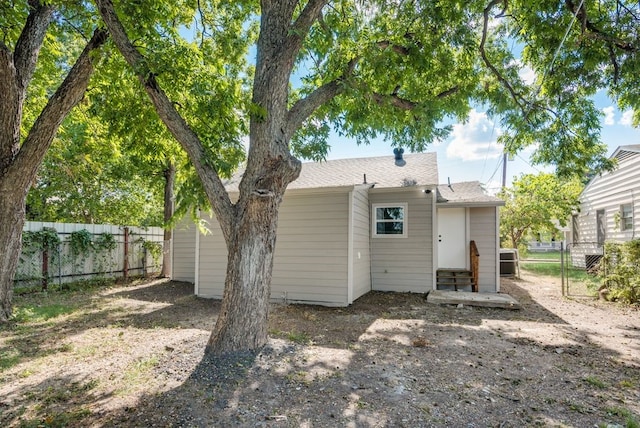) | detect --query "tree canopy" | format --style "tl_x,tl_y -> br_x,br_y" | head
499,173 -> 583,250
